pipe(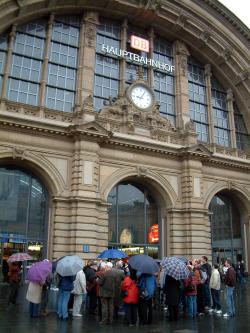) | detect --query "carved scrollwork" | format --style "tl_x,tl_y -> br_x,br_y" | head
12,147 -> 26,160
